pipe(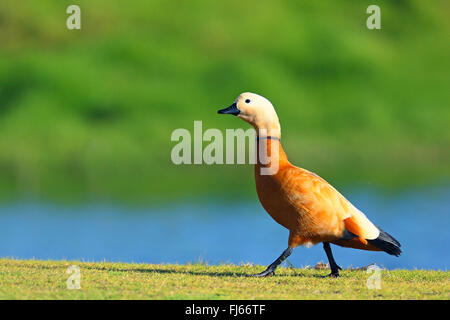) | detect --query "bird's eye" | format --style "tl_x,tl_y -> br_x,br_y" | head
245,99 -> 251,104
